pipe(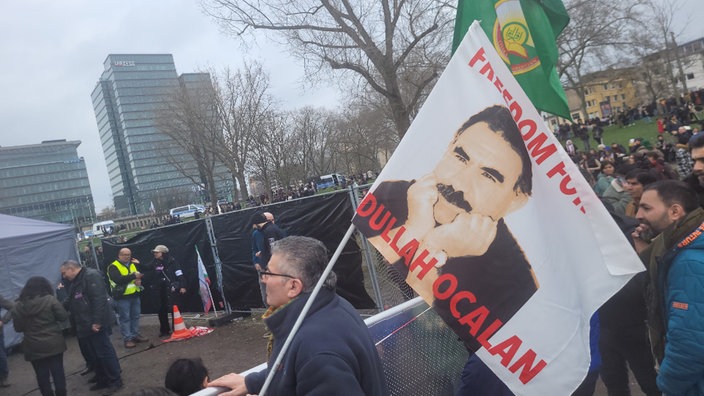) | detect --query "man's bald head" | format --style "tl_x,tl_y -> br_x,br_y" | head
118,248 -> 132,264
